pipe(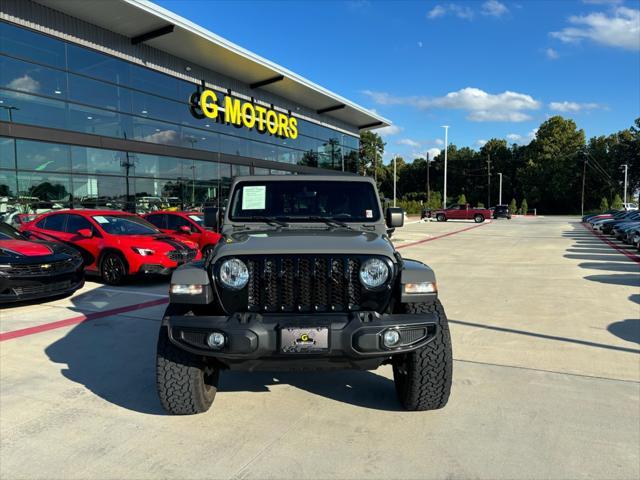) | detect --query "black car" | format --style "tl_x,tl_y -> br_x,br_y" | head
493,205 -> 511,219
0,223 -> 85,303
